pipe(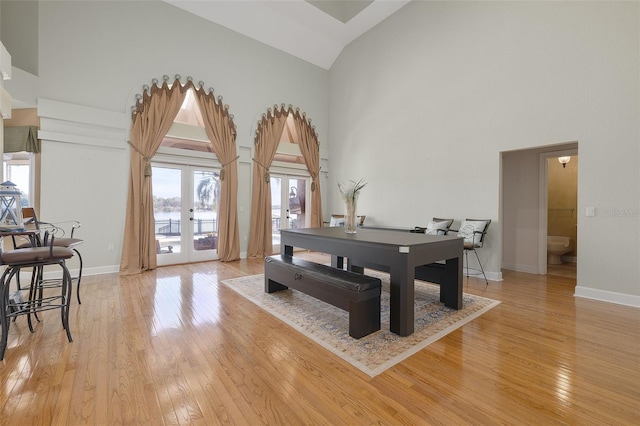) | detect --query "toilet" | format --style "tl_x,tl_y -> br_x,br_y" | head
547,236 -> 573,264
